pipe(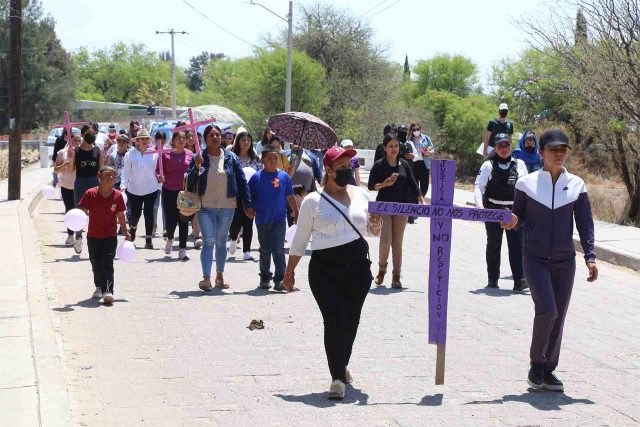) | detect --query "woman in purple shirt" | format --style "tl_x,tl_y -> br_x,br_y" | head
158,130 -> 194,260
